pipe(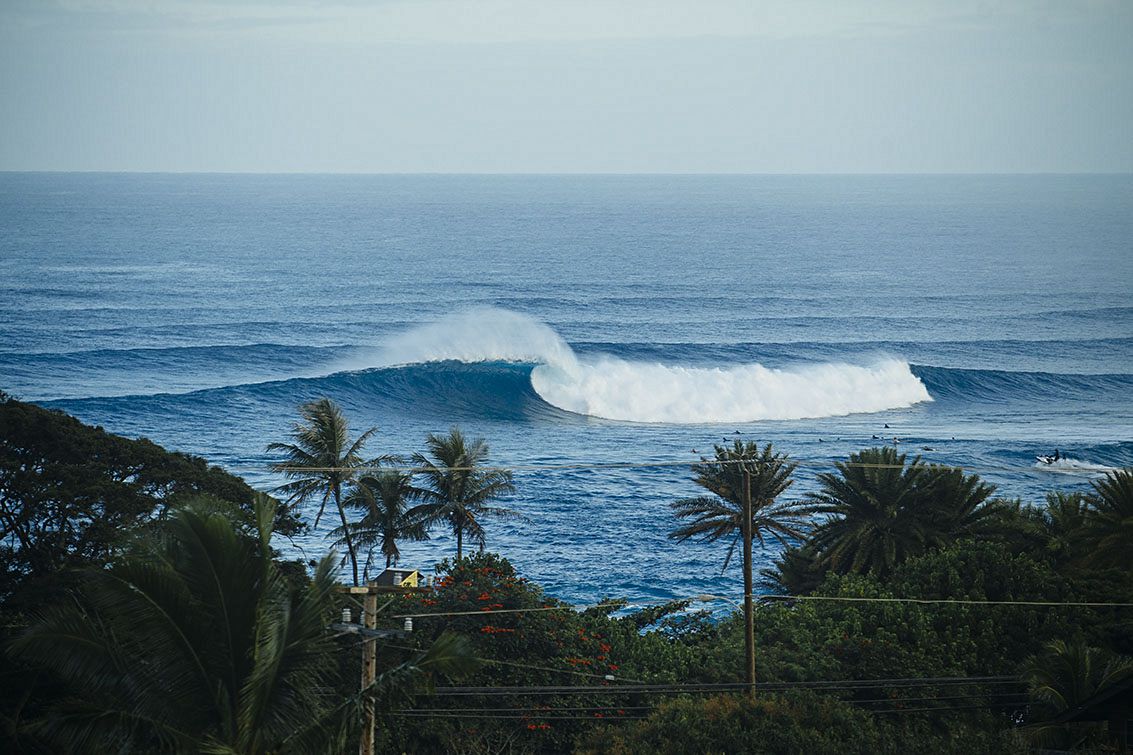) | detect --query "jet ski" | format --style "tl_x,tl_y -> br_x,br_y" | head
1036,455 -> 1056,465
